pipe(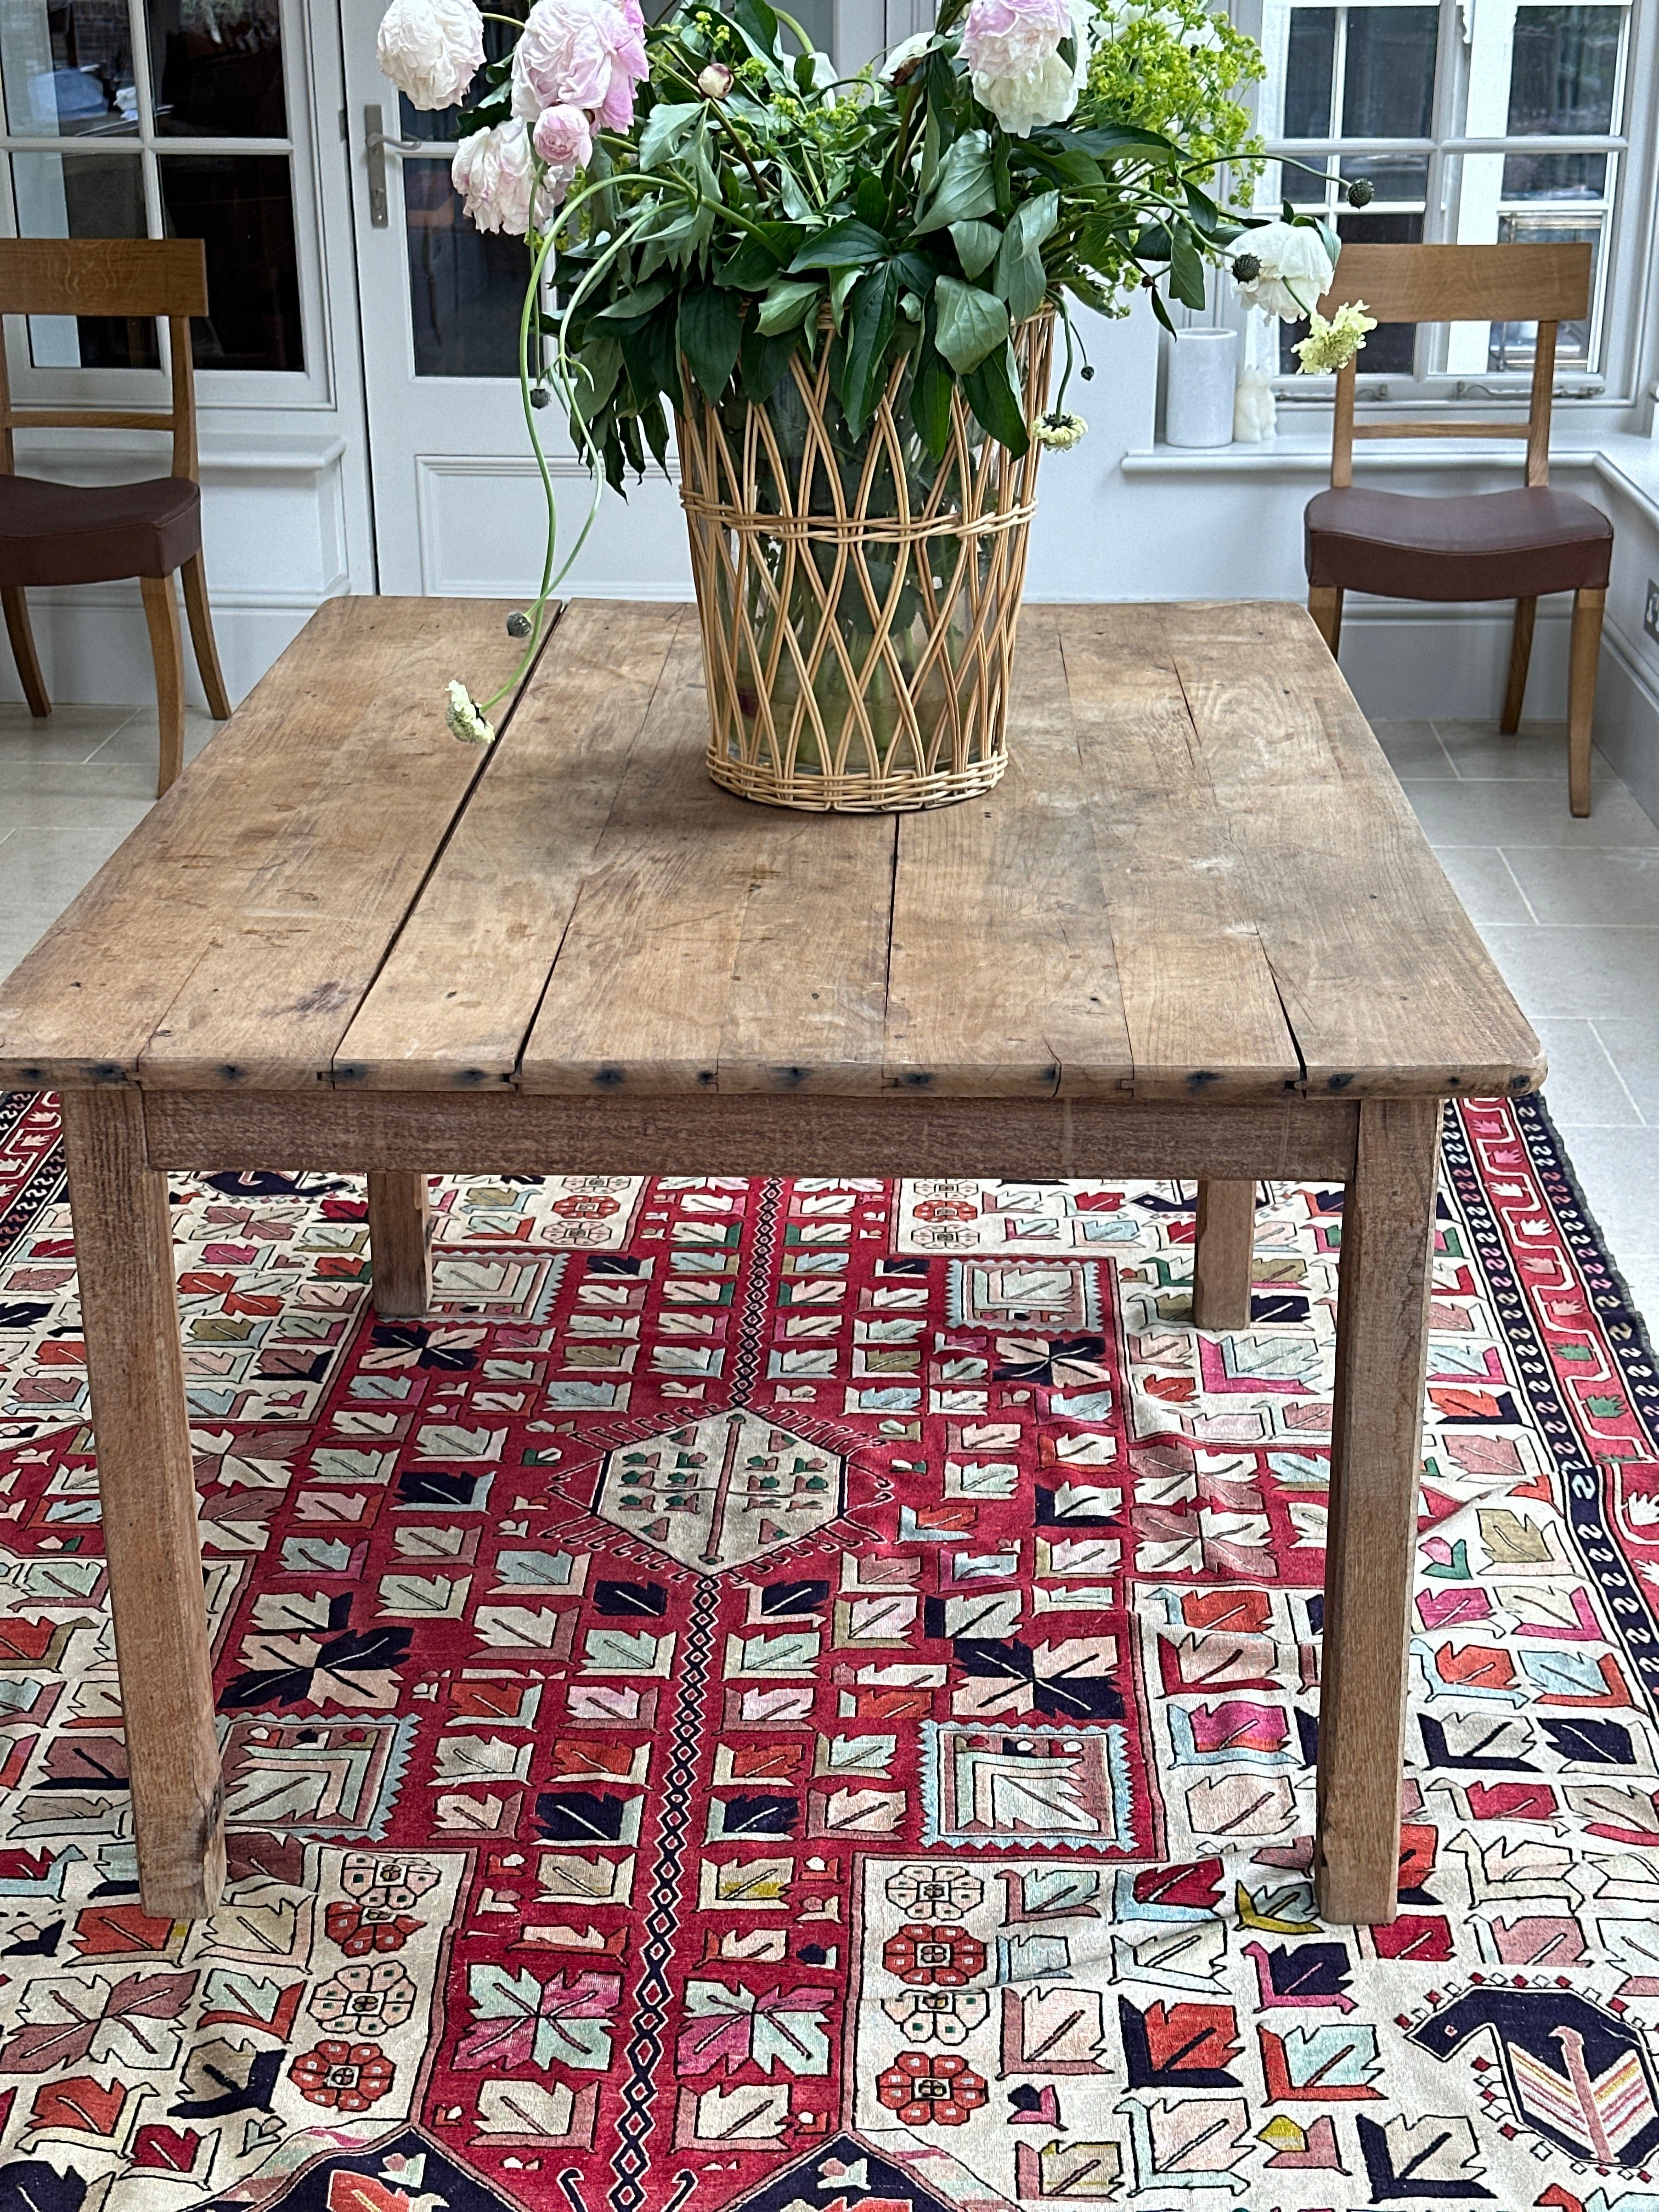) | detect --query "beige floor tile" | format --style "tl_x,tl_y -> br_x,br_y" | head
1498,847 -> 1659,928
1372,720 -> 1455,779
0,701 -> 140,764
1398,774 -> 1650,848
1477,926 -> 1659,1022
1430,847 -> 1535,927
1587,1019 -> 1659,1125
1530,1017 -> 1641,1127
